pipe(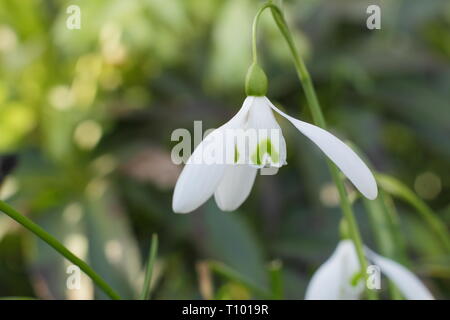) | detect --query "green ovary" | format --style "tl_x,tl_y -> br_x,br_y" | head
250,138 -> 280,166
